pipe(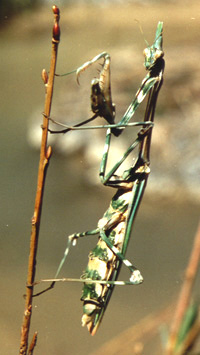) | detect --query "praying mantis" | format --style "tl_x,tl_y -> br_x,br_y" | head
39,22 -> 165,335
